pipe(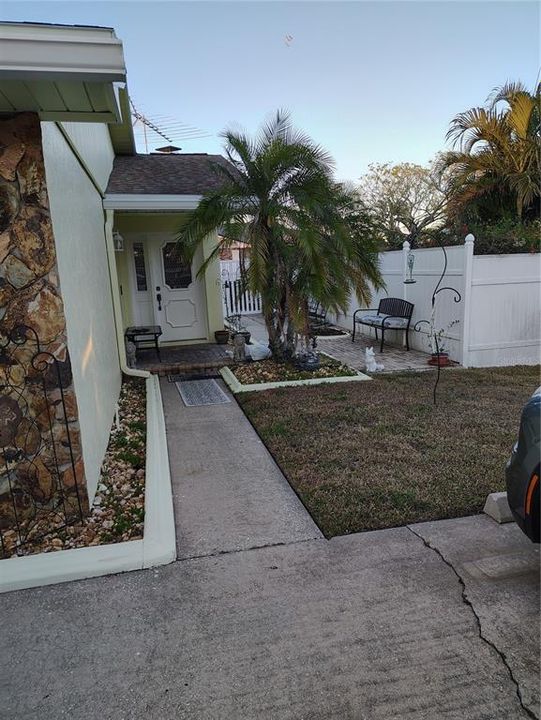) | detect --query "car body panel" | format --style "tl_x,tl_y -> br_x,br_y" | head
505,387 -> 540,542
